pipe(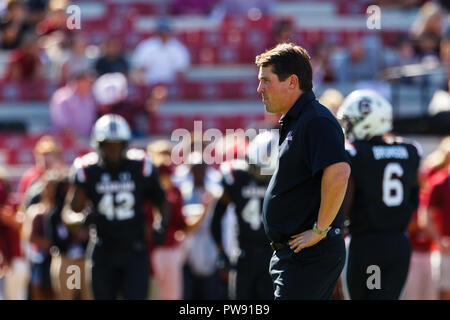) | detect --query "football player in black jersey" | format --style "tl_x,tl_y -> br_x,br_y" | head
337,90 -> 421,300
63,114 -> 170,300
211,130 -> 278,300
